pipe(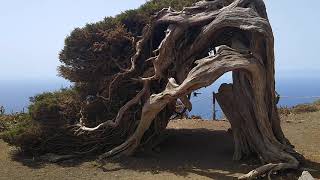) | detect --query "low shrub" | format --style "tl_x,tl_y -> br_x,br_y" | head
313,99 -> 320,106
0,88 -> 82,155
277,99 -> 320,116
291,104 -> 319,114
190,115 -> 202,119
0,113 -> 38,148
278,106 -> 291,116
